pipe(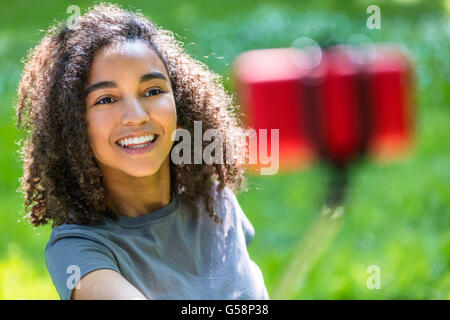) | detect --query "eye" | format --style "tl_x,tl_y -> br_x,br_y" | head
144,88 -> 163,97
95,96 -> 116,105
